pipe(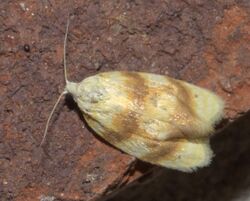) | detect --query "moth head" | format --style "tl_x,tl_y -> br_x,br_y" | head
65,77 -> 109,112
